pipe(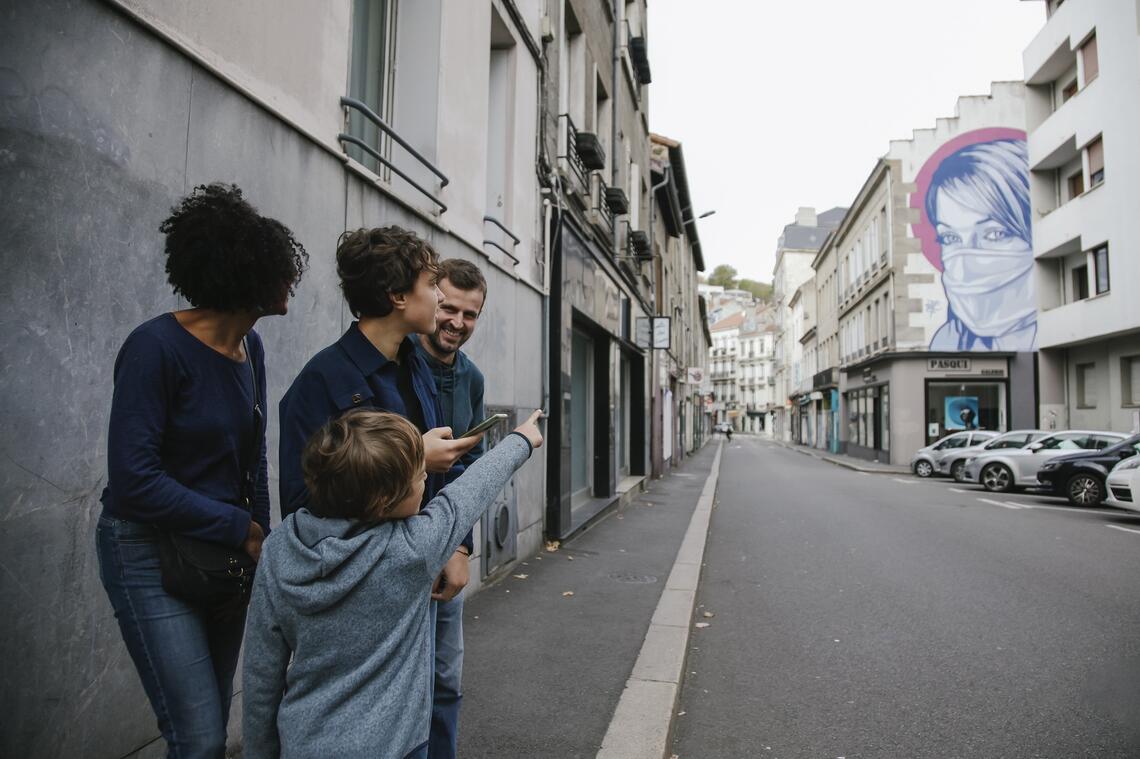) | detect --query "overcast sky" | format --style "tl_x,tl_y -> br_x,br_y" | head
647,0 -> 1045,284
